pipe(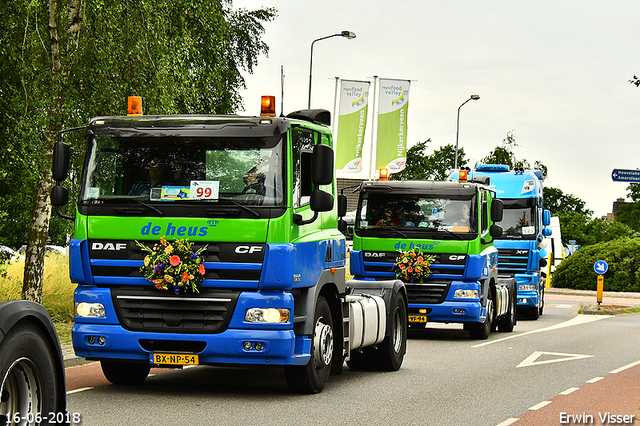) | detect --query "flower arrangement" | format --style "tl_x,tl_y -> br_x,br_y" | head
392,248 -> 435,283
136,236 -> 207,294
